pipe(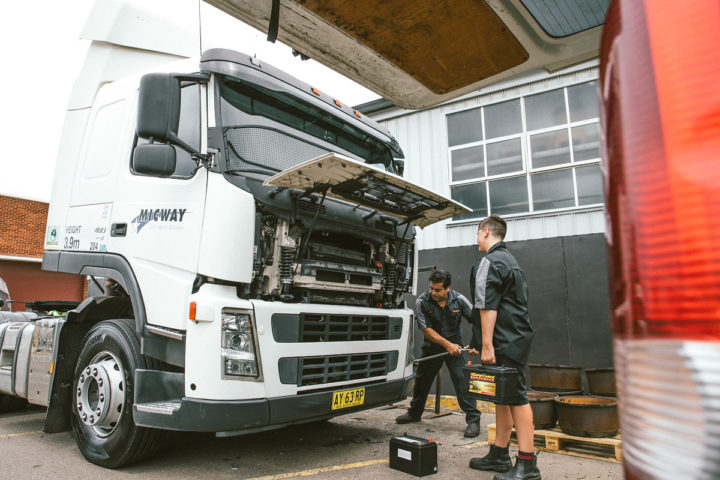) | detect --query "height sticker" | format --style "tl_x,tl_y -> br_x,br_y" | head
63,225 -> 82,250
